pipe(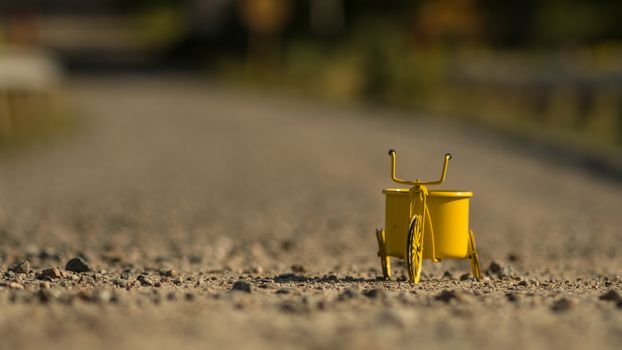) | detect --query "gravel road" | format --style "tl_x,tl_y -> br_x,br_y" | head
1,77 -> 621,350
